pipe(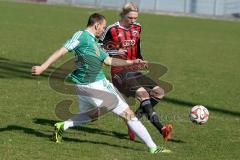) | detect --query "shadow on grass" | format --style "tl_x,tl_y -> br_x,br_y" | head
0,125 -> 143,152
34,118 -> 187,144
0,125 -> 49,138
168,139 -> 186,143
33,118 -> 141,142
163,97 -> 240,117
0,57 -> 55,79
